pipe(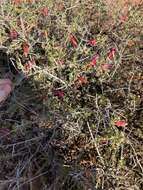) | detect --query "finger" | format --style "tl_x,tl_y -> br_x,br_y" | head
0,79 -> 12,86
0,83 -> 12,103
